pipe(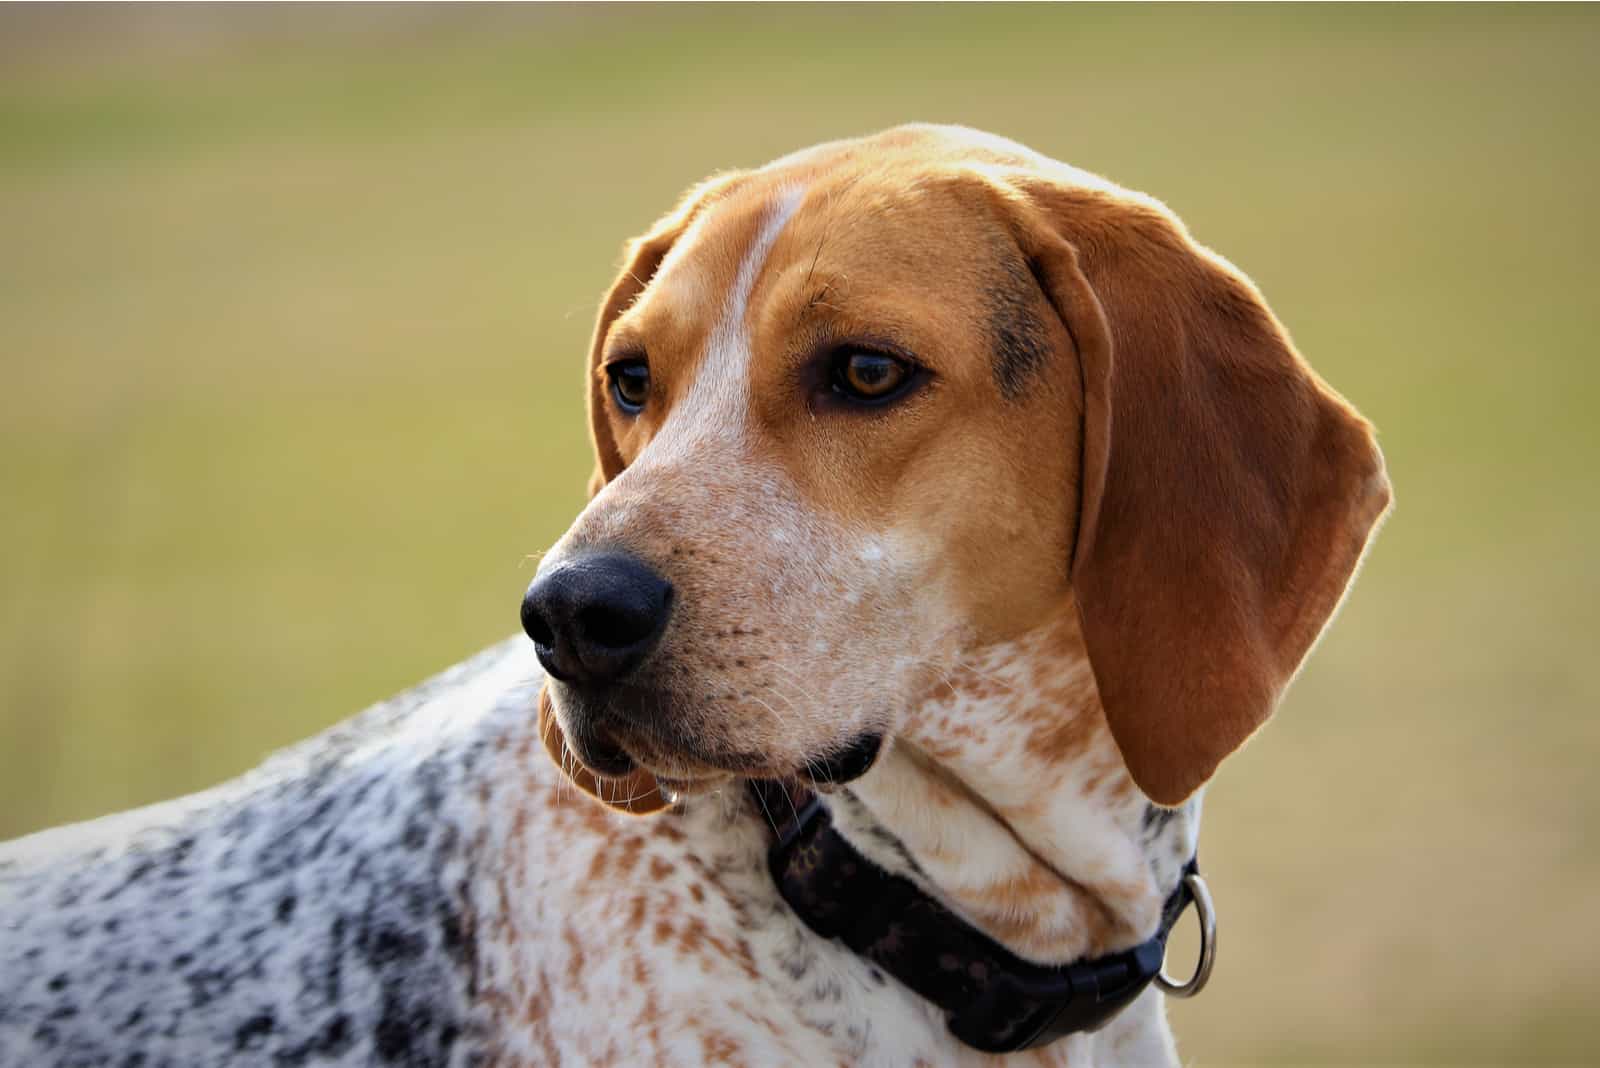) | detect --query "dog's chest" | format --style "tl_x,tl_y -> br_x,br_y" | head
466,754 -> 950,1065
468,765 -> 1136,1068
